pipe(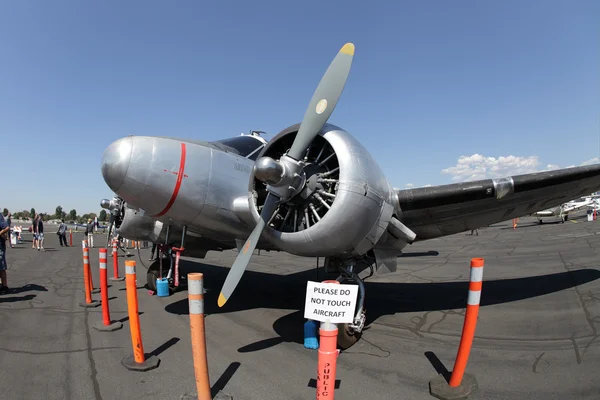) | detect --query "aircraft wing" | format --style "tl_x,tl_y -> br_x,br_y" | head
396,163 -> 600,241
